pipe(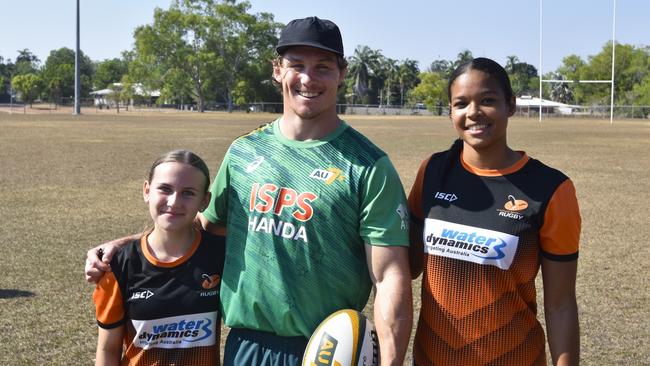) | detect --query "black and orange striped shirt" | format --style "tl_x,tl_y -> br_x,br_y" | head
409,149 -> 580,366
93,230 -> 225,366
